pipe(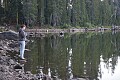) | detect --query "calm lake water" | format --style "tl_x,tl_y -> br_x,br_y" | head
24,31 -> 120,80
